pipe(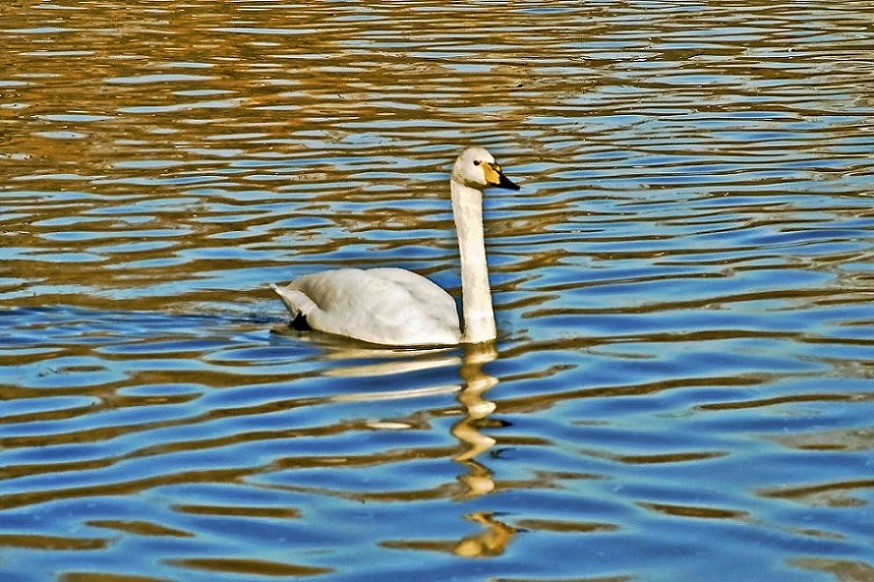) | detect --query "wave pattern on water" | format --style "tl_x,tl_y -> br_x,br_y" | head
2,1 -> 874,581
